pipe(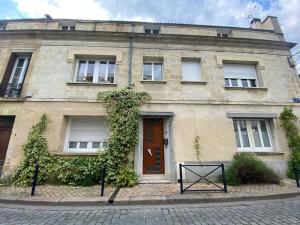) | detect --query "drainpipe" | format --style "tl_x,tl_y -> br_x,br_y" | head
128,24 -> 134,87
